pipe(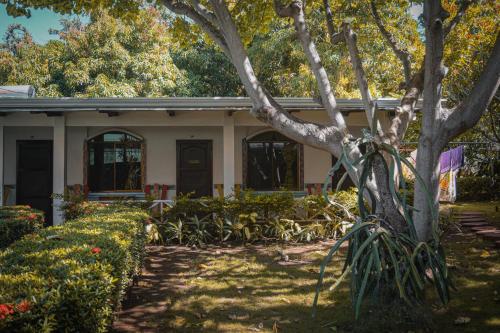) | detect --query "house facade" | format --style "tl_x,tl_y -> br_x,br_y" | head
0,94 -> 404,225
